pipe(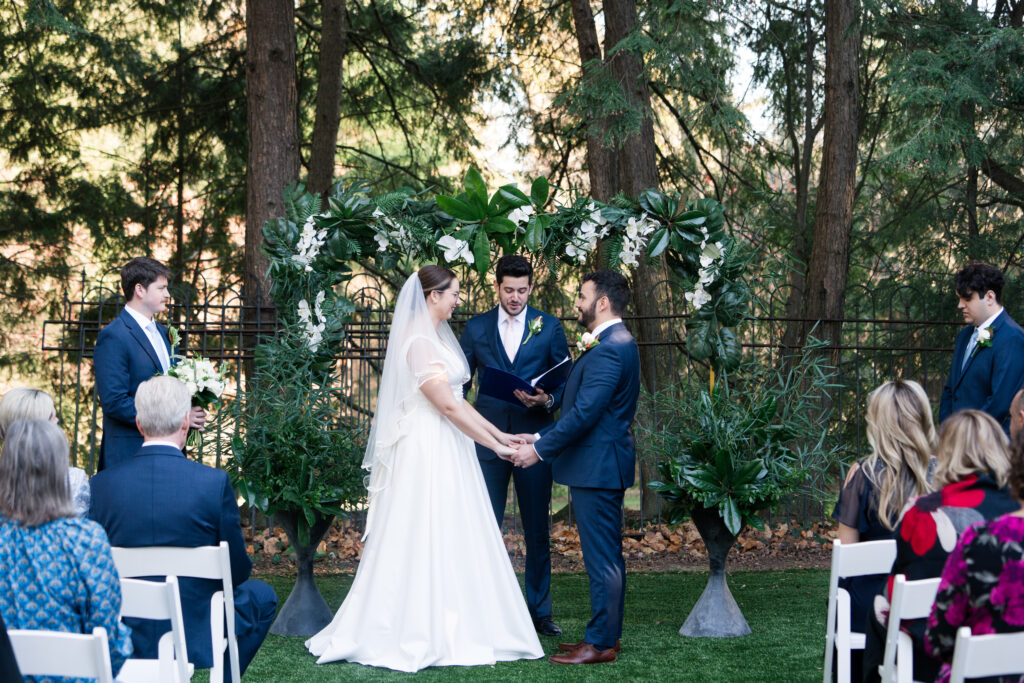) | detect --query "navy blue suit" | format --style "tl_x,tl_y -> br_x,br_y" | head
88,445 -> 277,680
94,309 -> 173,470
460,305 -> 569,620
535,321 -> 640,649
939,309 -> 1024,434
